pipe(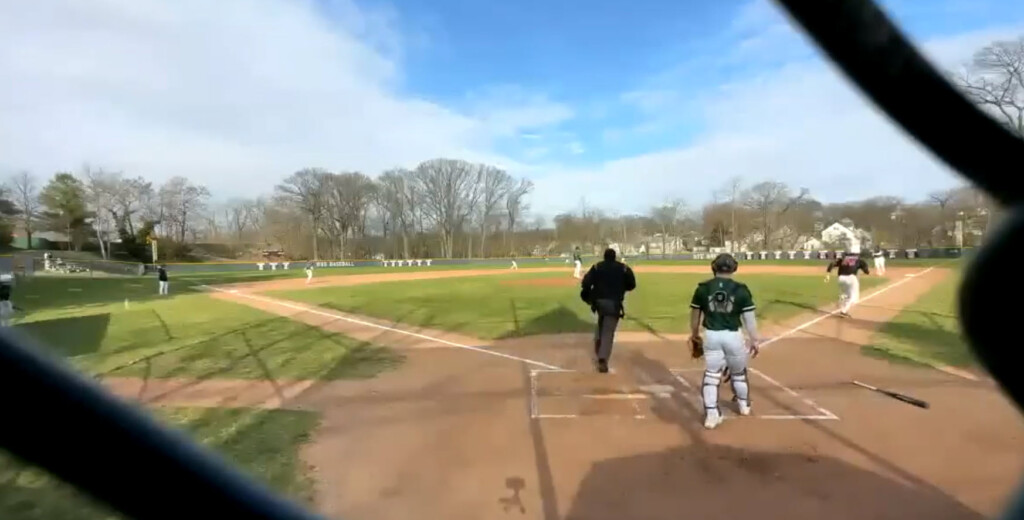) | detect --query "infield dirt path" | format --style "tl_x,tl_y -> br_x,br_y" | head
103,266 -> 1024,520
